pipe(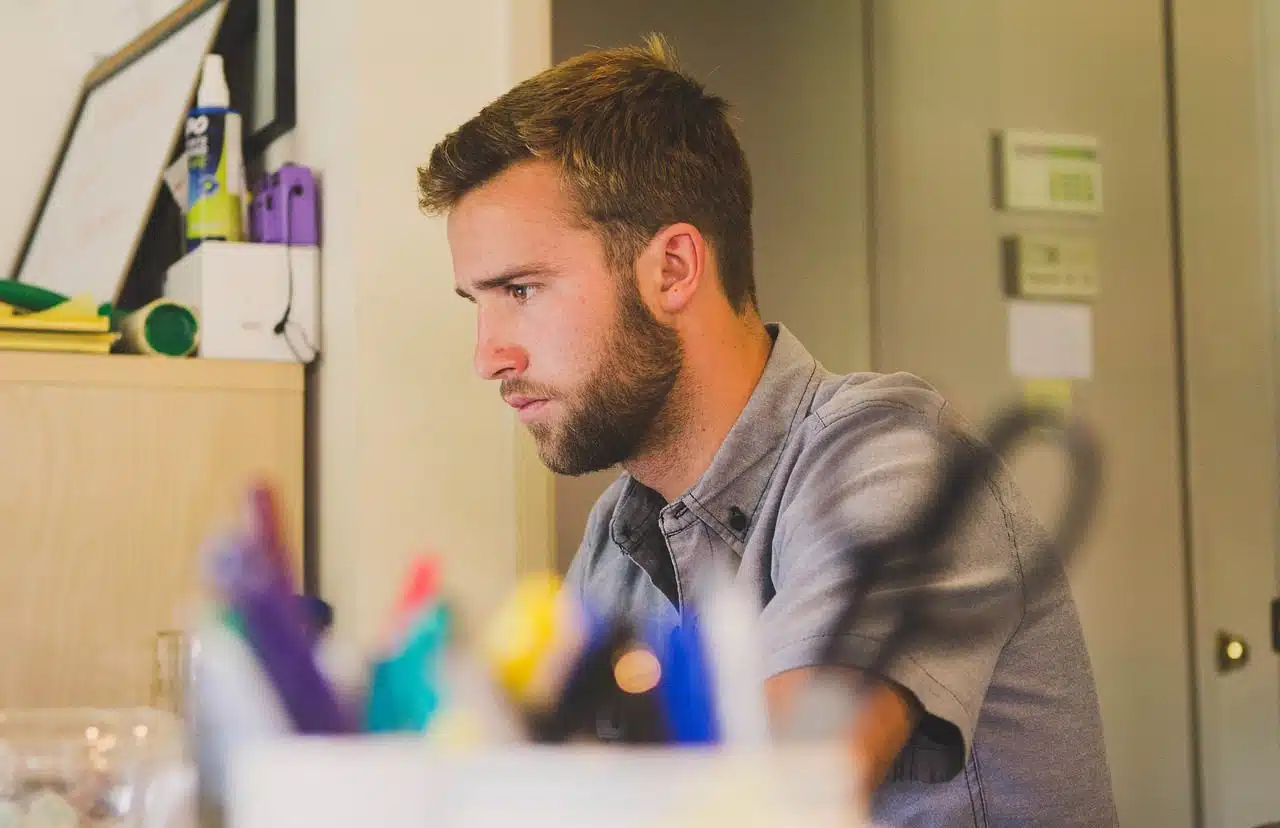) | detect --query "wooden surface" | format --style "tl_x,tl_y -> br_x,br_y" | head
0,352 -> 304,709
